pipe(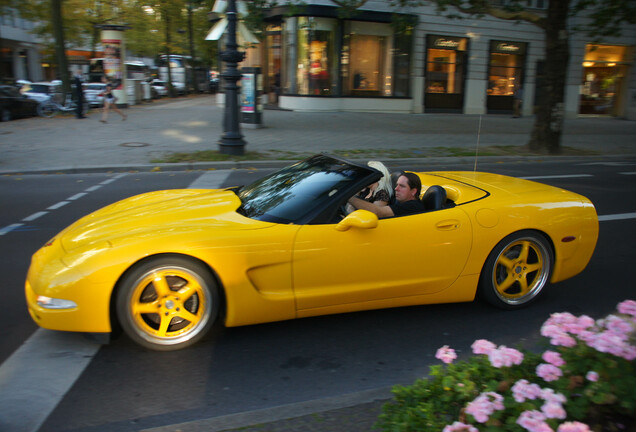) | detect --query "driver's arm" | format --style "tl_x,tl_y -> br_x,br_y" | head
348,196 -> 394,218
